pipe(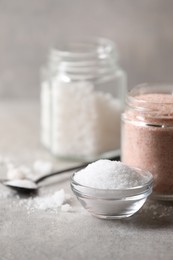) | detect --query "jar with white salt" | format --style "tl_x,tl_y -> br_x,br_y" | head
121,83 -> 173,200
41,37 -> 127,161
